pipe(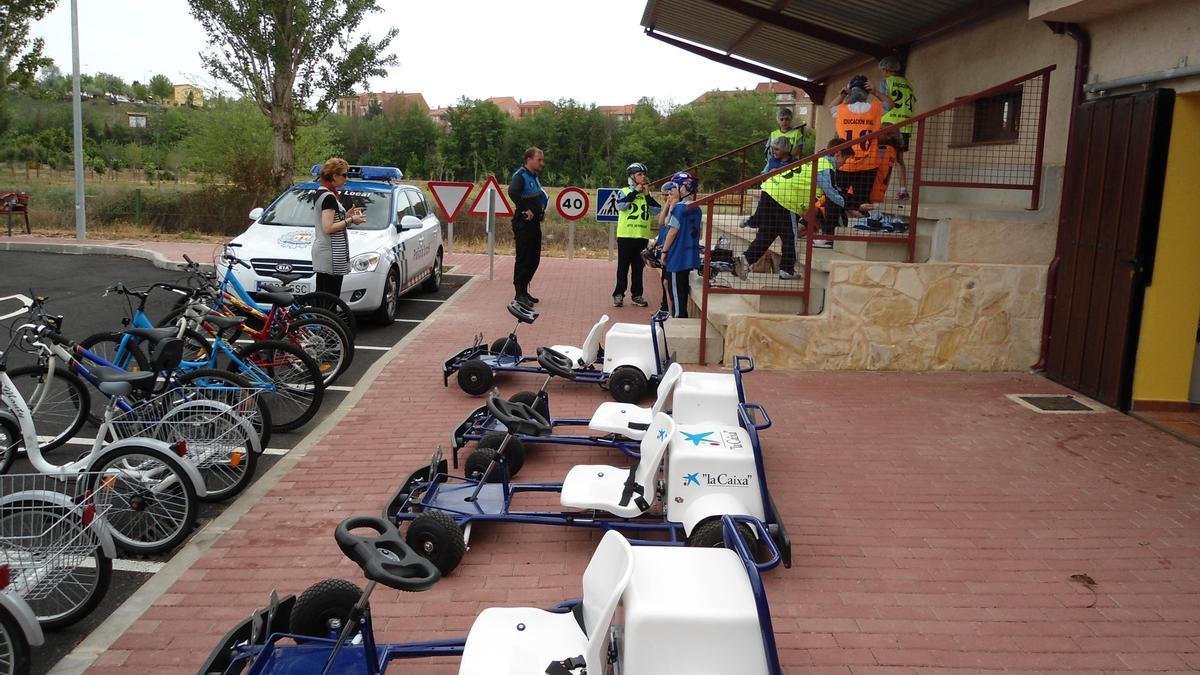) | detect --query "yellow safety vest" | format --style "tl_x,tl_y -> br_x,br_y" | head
881,75 -> 916,126
616,187 -> 653,239
761,156 -> 834,213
